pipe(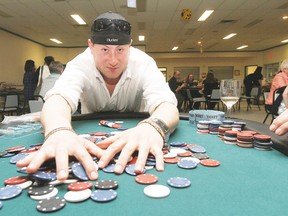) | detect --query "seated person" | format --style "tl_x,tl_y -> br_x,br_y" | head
184,73 -> 201,109
39,61 -> 64,98
168,71 -> 186,111
185,73 -> 198,87
202,71 -> 219,110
